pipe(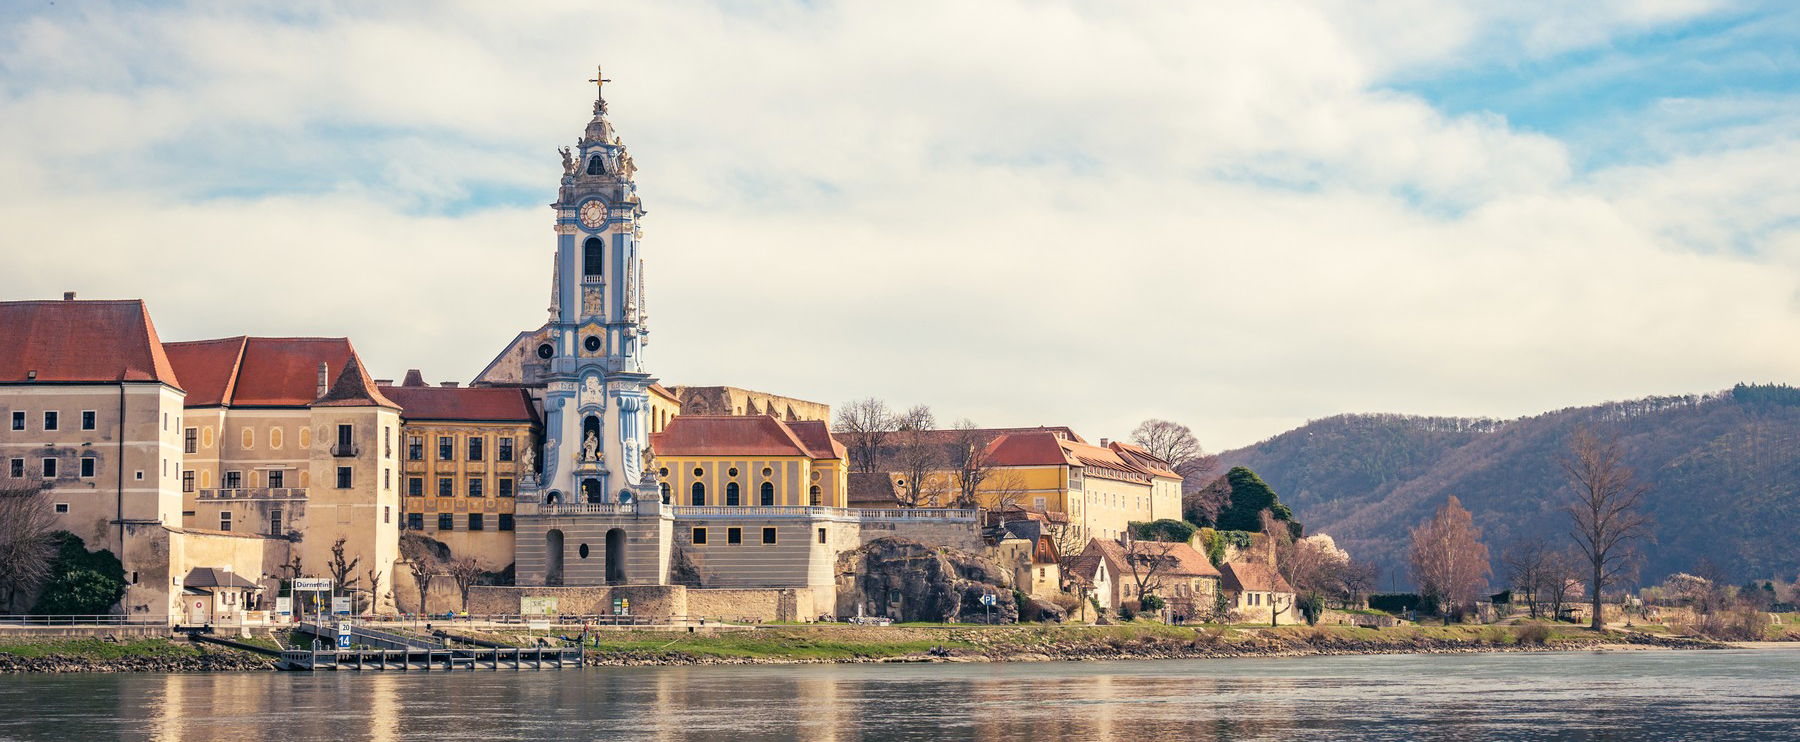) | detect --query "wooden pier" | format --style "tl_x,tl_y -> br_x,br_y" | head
277,646 -> 583,671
